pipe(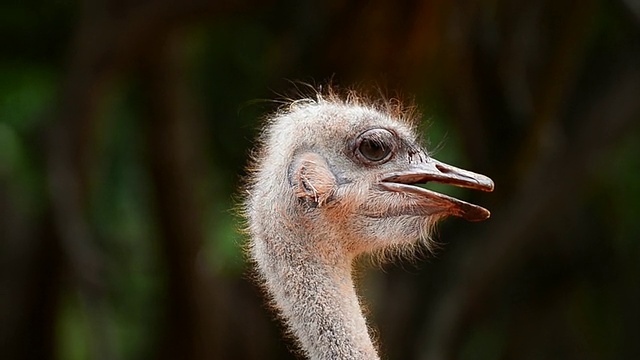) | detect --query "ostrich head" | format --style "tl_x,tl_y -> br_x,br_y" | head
244,91 -> 493,359
247,93 -> 493,259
